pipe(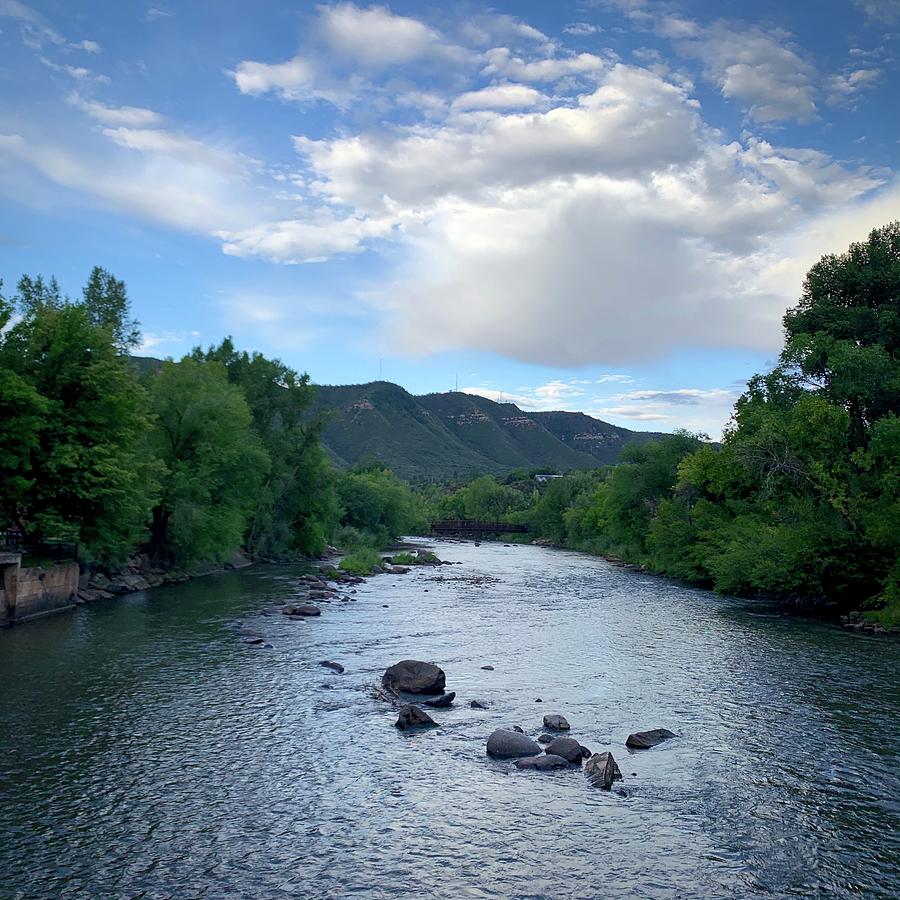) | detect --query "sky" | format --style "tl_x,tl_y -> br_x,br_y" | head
1,0 -> 898,437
